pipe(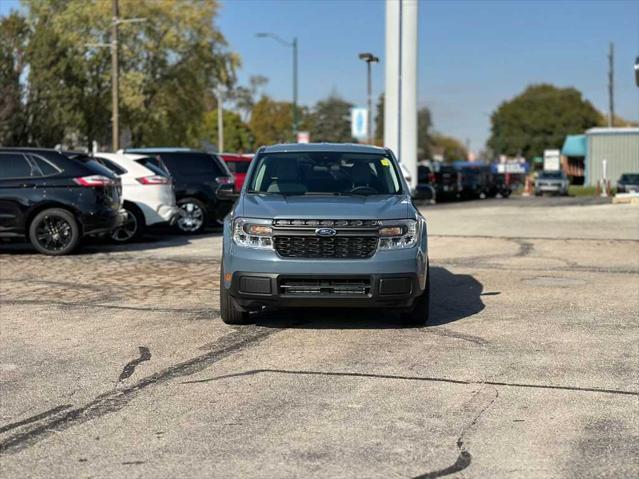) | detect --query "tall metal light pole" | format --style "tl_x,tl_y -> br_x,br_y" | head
358,53 -> 379,144
256,33 -> 298,139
